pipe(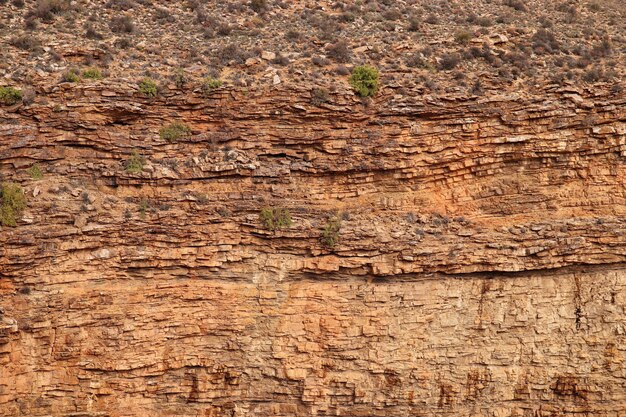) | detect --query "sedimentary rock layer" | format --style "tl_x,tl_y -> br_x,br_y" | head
1,83 -> 625,416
